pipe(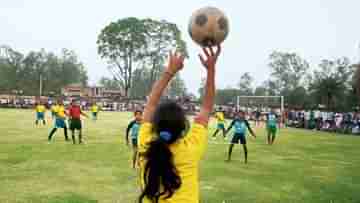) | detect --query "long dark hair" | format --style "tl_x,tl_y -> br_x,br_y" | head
139,101 -> 187,203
